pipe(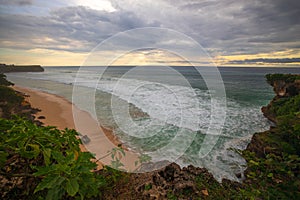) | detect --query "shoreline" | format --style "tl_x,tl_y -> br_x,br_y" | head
13,85 -> 139,171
